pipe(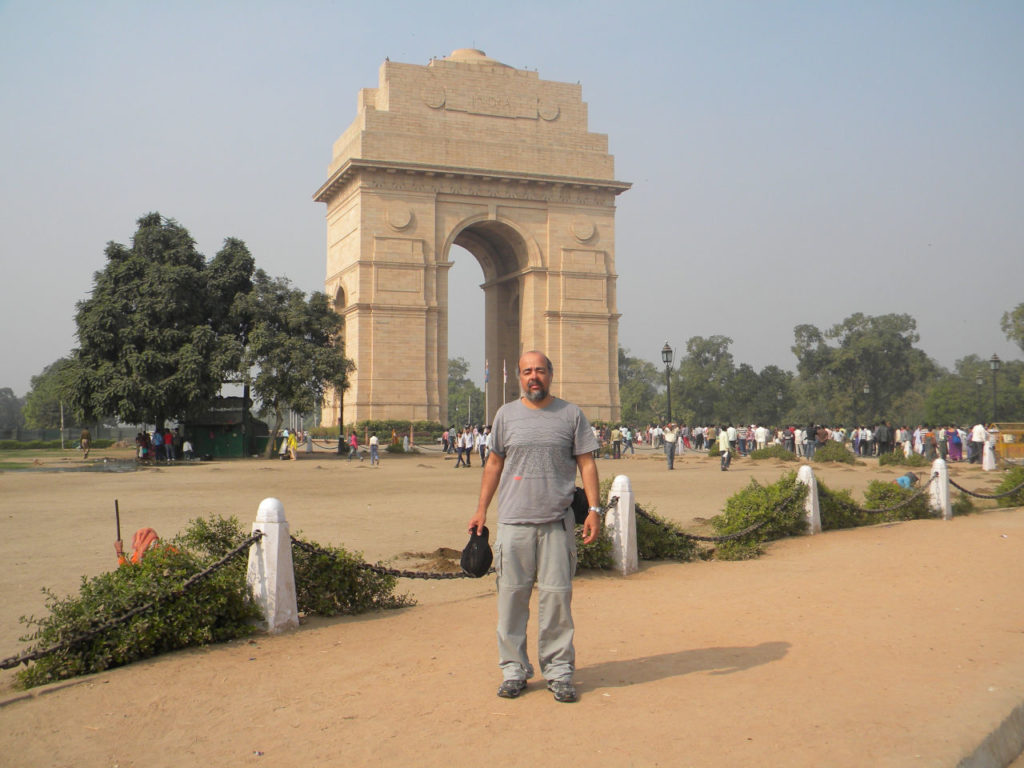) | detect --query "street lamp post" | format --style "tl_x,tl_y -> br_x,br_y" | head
990,354 -> 1001,423
863,383 -> 870,425
661,342 -> 673,424
975,375 -> 984,423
